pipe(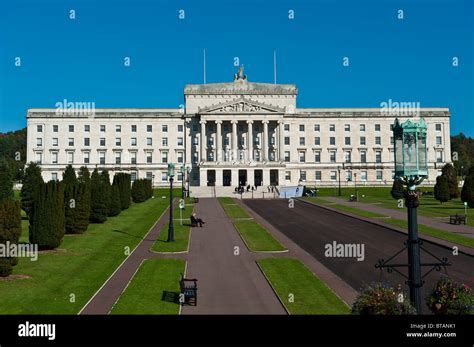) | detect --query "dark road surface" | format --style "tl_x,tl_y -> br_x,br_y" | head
244,199 -> 474,312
